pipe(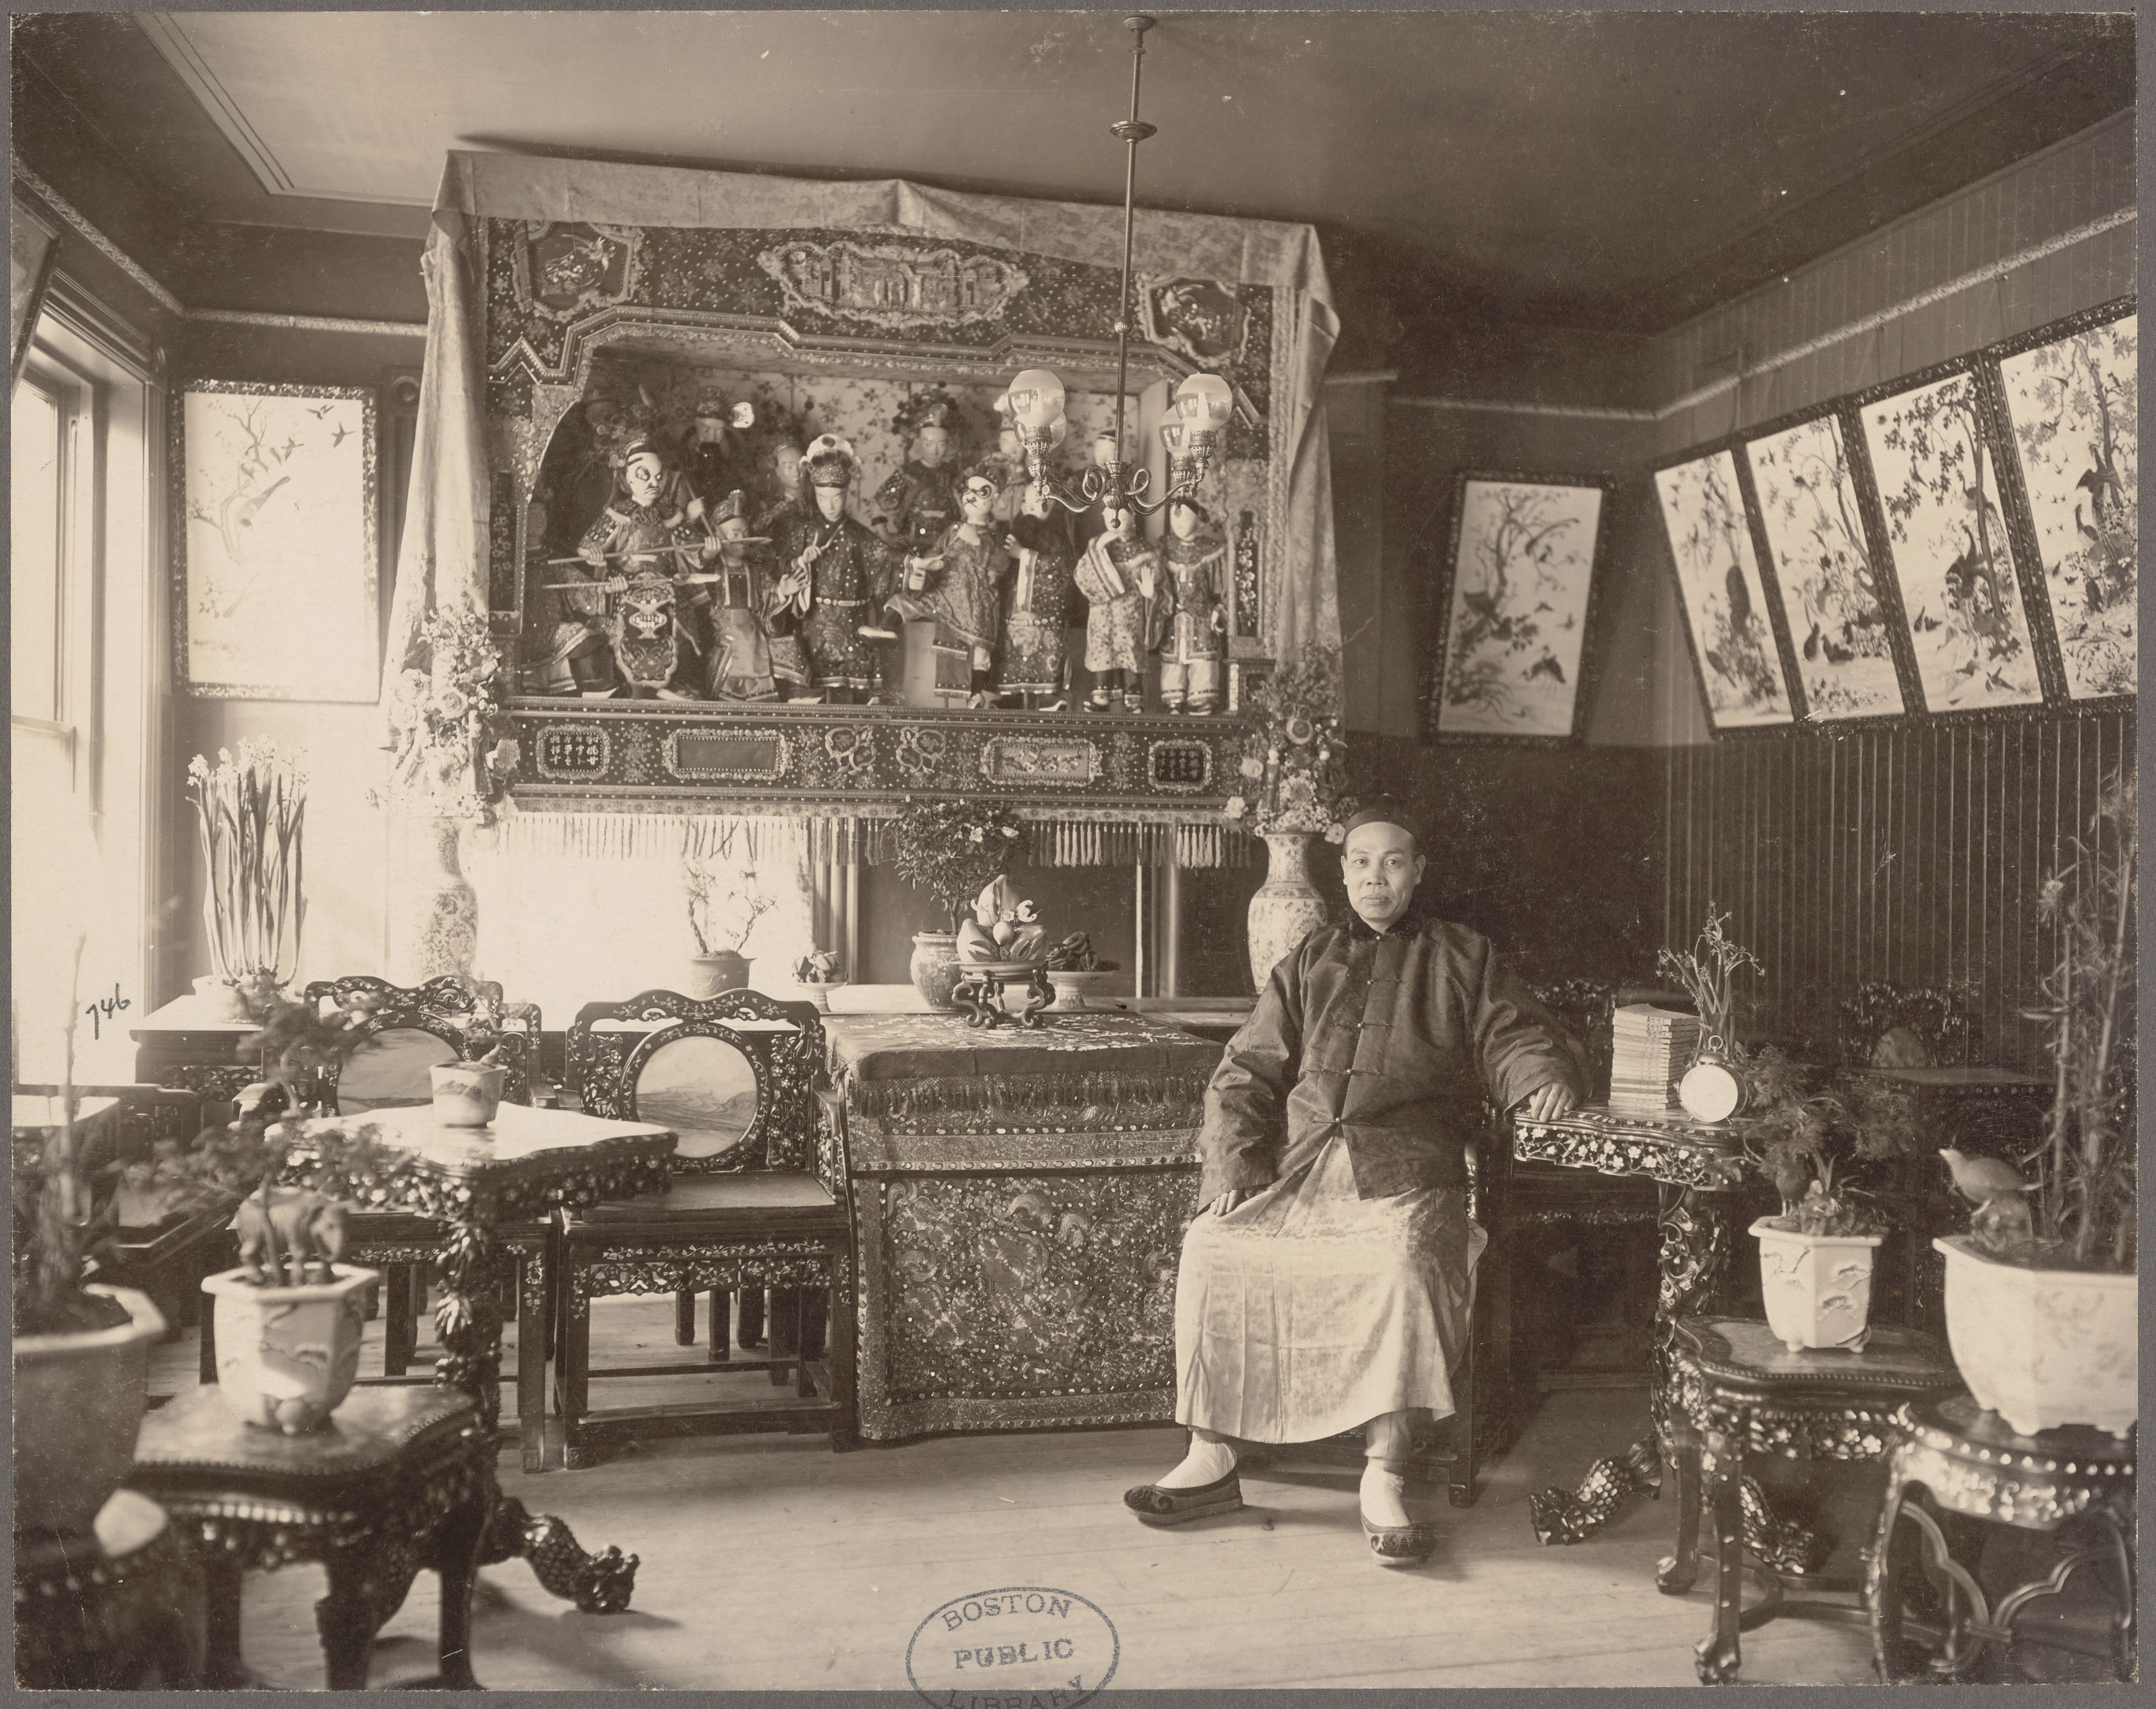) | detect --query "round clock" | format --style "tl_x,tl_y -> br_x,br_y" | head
1678,1056 -> 1746,1124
